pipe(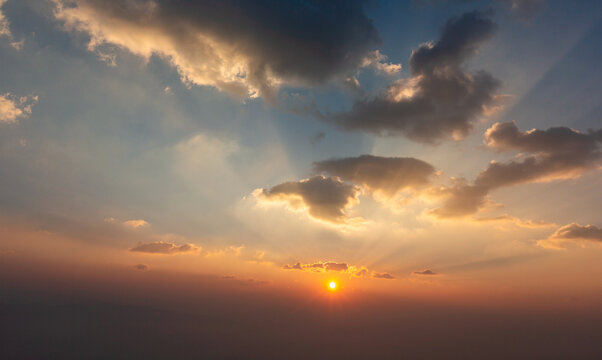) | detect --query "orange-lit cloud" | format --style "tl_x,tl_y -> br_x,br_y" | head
0,93 -> 37,124
538,223 -> 602,249
0,0 -> 10,37
123,219 -> 150,229
281,261 -> 393,280
130,241 -> 199,255
473,214 -> 556,228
